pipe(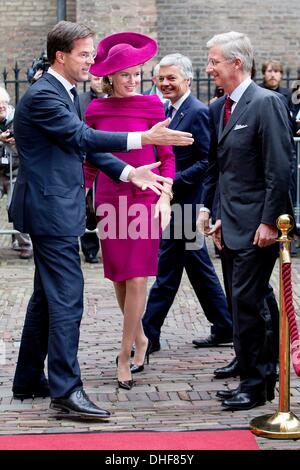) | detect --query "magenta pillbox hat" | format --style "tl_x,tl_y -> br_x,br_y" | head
90,31 -> 158,76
